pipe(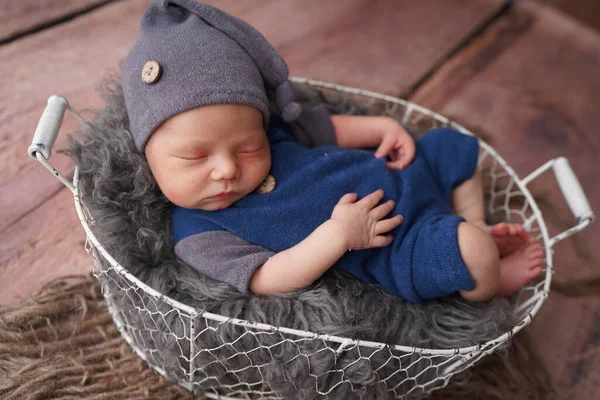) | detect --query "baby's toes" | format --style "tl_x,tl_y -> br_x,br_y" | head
516,227 -> 530,241
533,250 -> 544,261
492,222 -> 510,236
526,244 -> 544,264
508,223 -> 524,236
525,241 -> 543,255
525,264 -> 543,280
528,254 -> 544,268
526,234 -> 538,243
